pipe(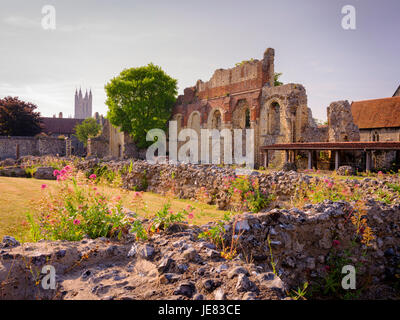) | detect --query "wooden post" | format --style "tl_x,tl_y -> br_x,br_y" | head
15,144 -> 20,160
285,150 -> 289,163
308,150 -> 312,169
366,151 -> 371,171
263,151 -> 268,168
335,151 -> 339,171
